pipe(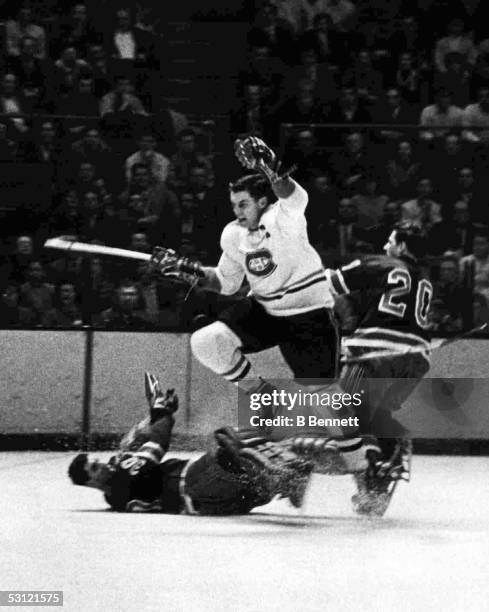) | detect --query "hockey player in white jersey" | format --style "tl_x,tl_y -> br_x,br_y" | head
151,137 -> 370,471
186,138 -> 339,392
